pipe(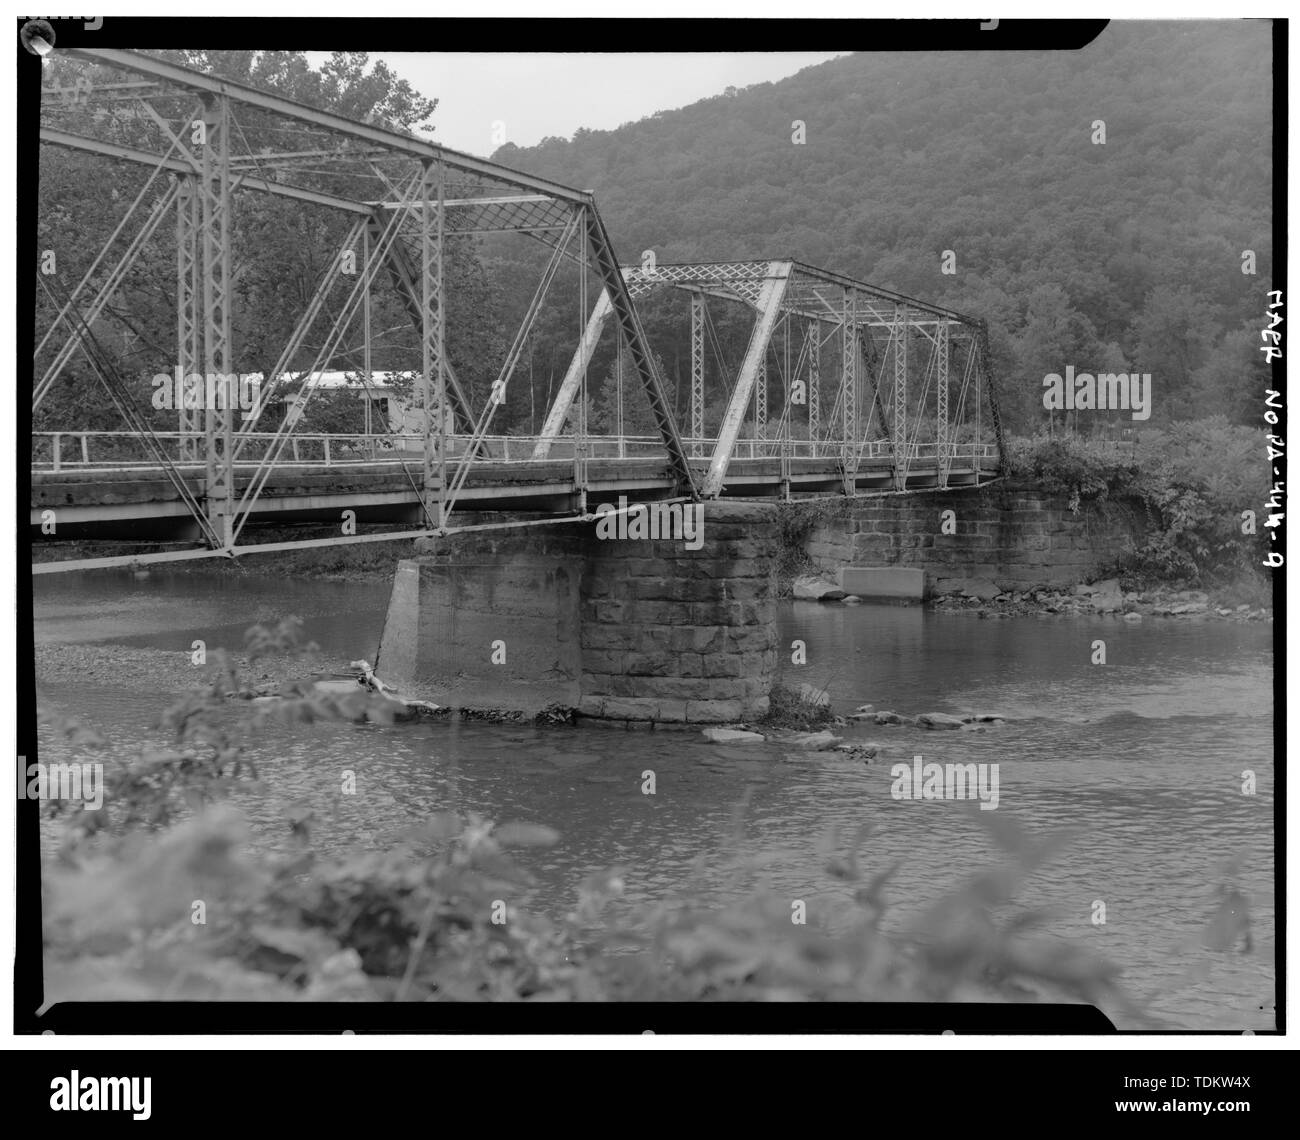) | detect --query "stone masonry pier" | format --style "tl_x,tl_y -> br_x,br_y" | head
804,480 -> 1145,595
375,501 -> 778,724
374,483 -> 1145,723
